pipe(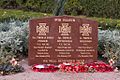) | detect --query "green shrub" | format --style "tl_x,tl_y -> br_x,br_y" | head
24,0 -> 55,13
64,0 -> 82,15
80,0 -> 120,19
